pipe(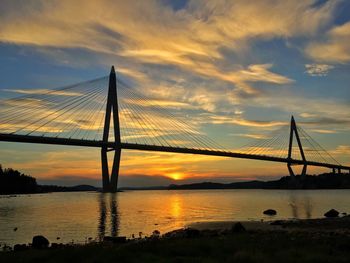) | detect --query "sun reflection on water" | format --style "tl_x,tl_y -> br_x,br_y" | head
170,194 -> 182,219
